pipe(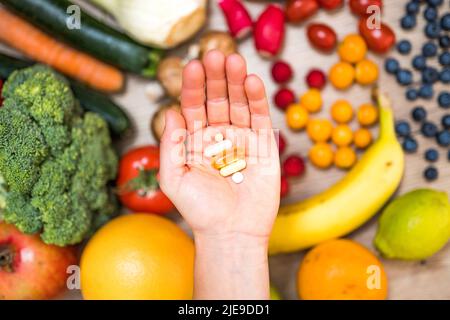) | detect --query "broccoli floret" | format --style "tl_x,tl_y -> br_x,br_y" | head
0,65 -> 118,246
